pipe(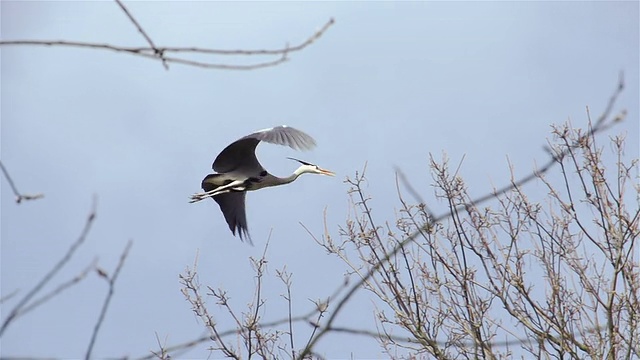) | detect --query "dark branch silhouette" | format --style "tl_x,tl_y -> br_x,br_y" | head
85,240 -> 134,360
14,260 -> 97,320
0,0 -> 335,71
0,161 -> 44,203
0,199 -> 97,337
114,0 -> 168,69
